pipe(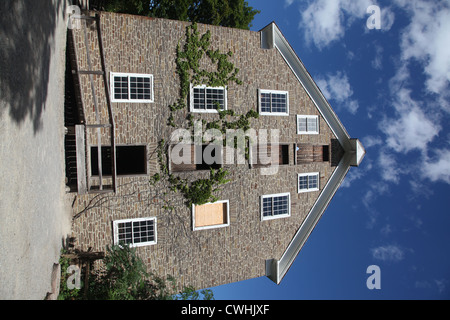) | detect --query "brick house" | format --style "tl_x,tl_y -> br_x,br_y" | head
65,11 -> 365,290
